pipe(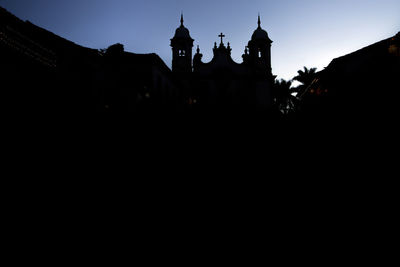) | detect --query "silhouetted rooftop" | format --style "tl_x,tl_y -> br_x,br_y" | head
124,52 -> 172,73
